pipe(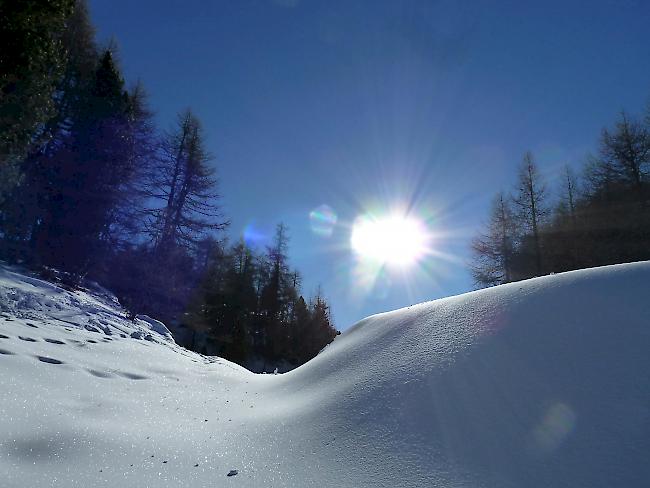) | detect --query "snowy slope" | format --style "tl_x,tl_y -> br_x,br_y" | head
0,262 -> 649,487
